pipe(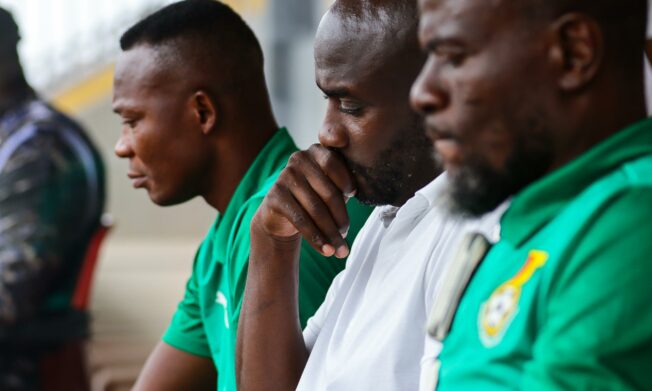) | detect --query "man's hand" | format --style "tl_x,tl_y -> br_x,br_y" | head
237,145 -> 357,391
255,144 -> 356,259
